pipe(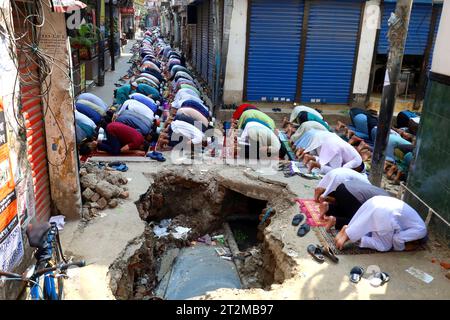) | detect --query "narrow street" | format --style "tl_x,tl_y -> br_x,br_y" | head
0,0 -> 449,304
59,38 -> 450,300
